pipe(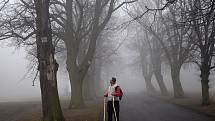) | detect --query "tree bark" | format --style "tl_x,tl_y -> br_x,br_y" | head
66,50 -> 87,108
200,62 -> 210,105
152,57 -> 168,95
141,54 -> 156,94
94,59 -> 103,97
68,65 -> 85,109
170,65 -> 184,98
40,64 -> 65,121
83,67 -> 97,101
144,74 -> 156,93
154,71 -> 168,95
149,47 -> 168,95
34,0 -> 65,120
83,75 -> 93,100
